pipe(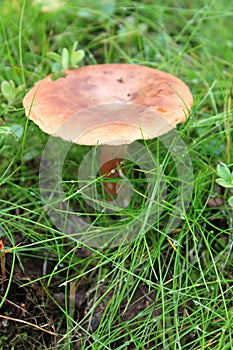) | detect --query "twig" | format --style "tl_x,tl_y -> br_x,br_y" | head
0,240 -> 6,289
0,314 -> 59,336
